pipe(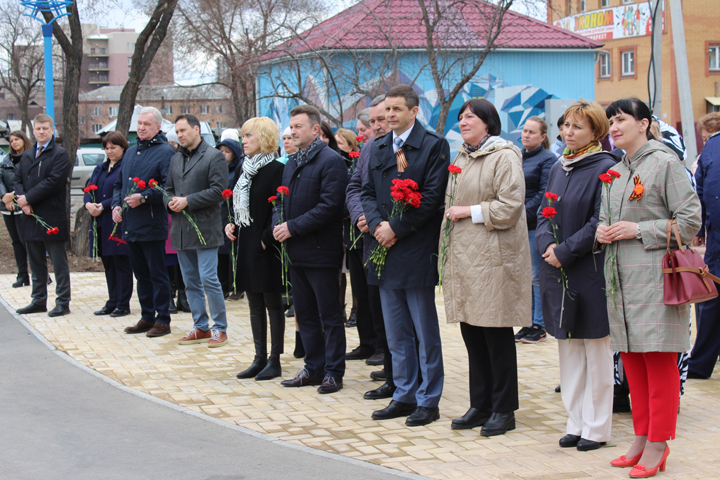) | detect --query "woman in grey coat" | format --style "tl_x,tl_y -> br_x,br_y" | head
597,98 -> 701,477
